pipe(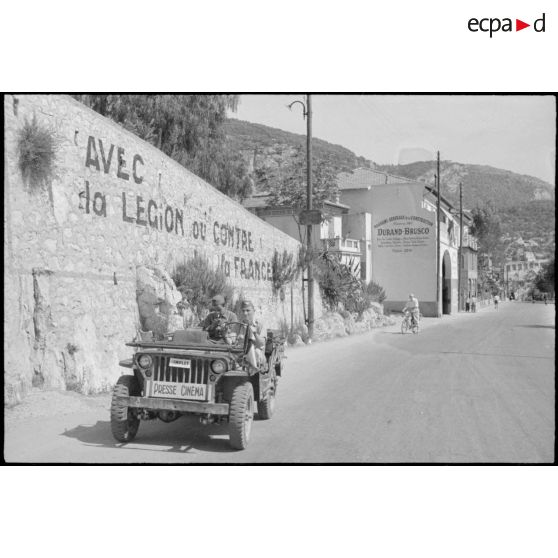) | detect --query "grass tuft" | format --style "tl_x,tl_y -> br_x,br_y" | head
17,115 -> 58,188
